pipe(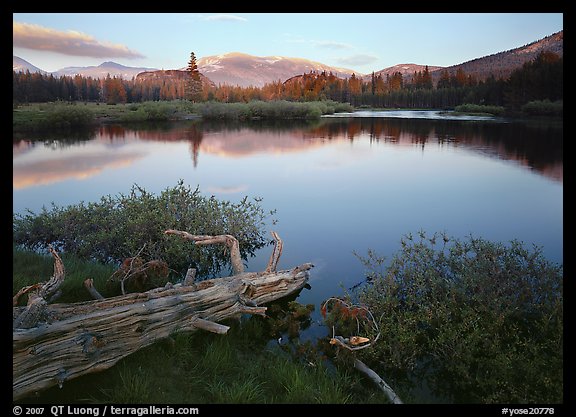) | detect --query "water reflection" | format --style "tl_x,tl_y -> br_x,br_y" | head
12,114 -> 563,404
13,117 -> 563,191
13,150 -> 146,190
